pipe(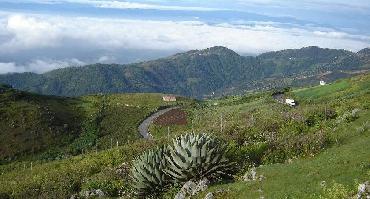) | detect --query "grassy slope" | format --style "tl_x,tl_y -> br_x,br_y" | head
0,93 -> 190,197
0,85 -> 186,162
151,73 -> 370,198
293,80 -> 351,100
0,85 -> 83,161
0,74 -> 368,198
199,111 -> 370,199
0,140 -> 161,198
78,93 -> 181,150
151,73 -> 369,144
